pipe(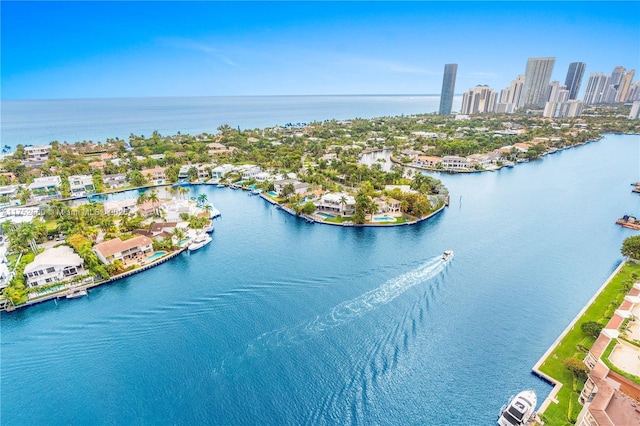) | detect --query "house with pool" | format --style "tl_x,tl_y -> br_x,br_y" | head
93,236 -> 154,265
315,193 -> 356,216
